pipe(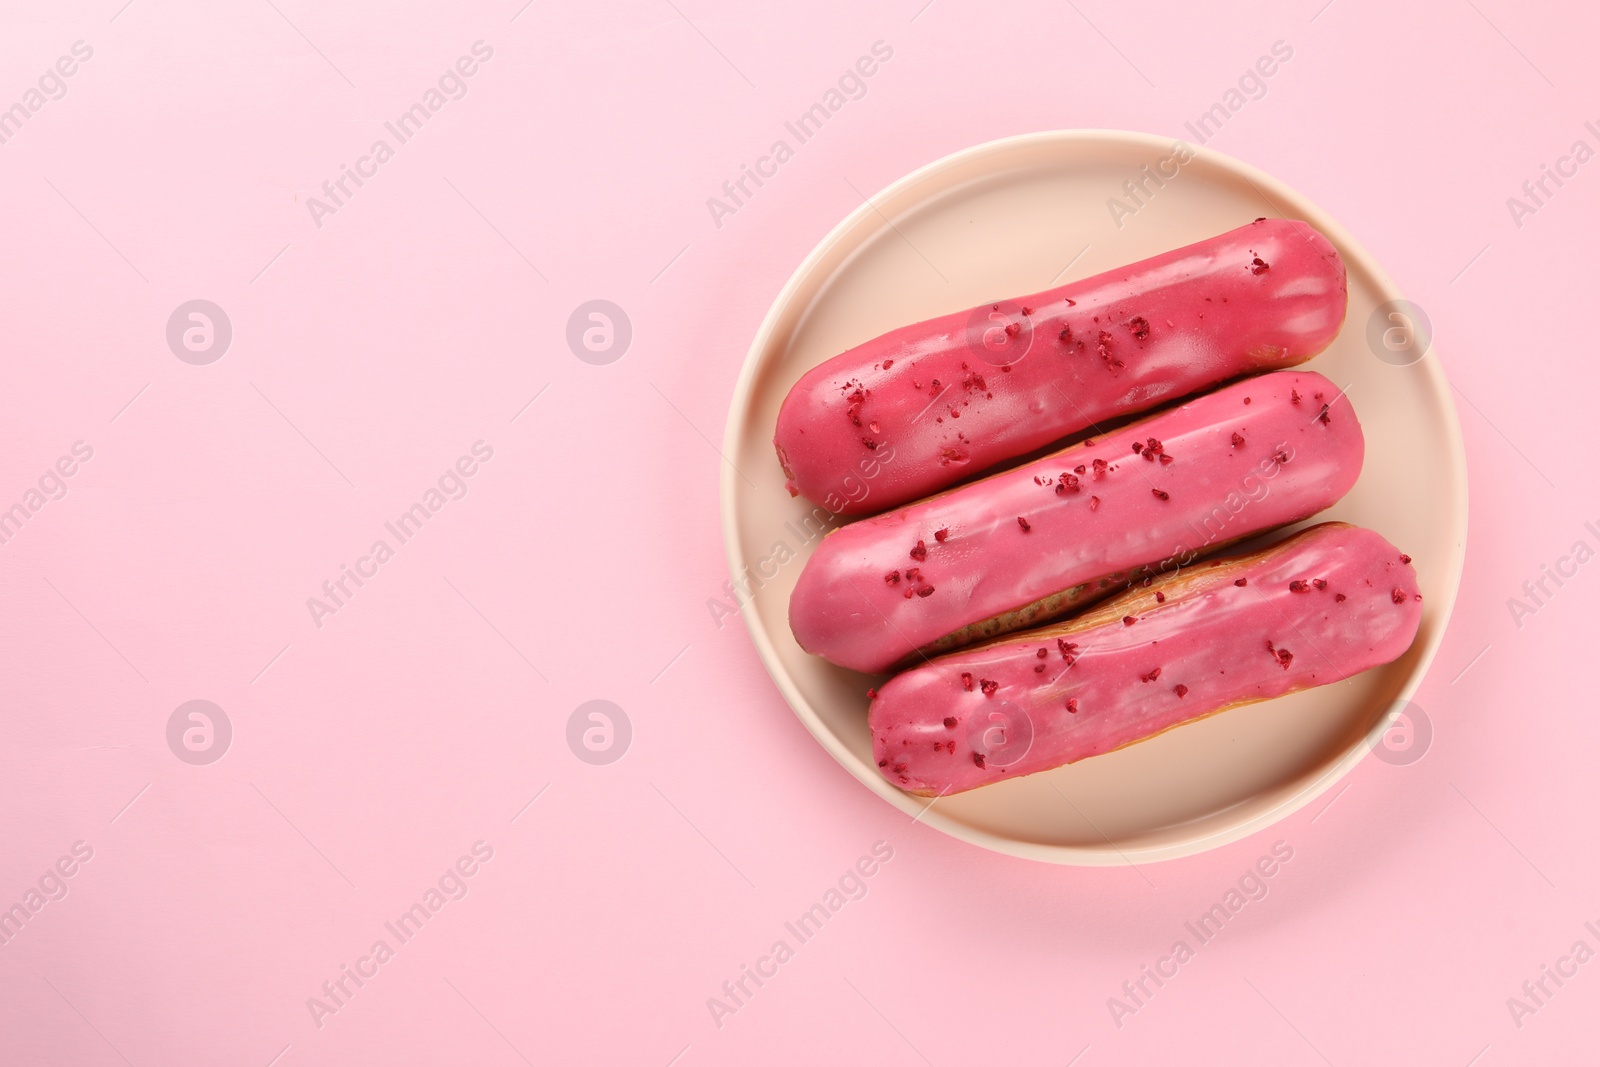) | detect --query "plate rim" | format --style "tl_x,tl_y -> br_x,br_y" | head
720,128 -> 1468,865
